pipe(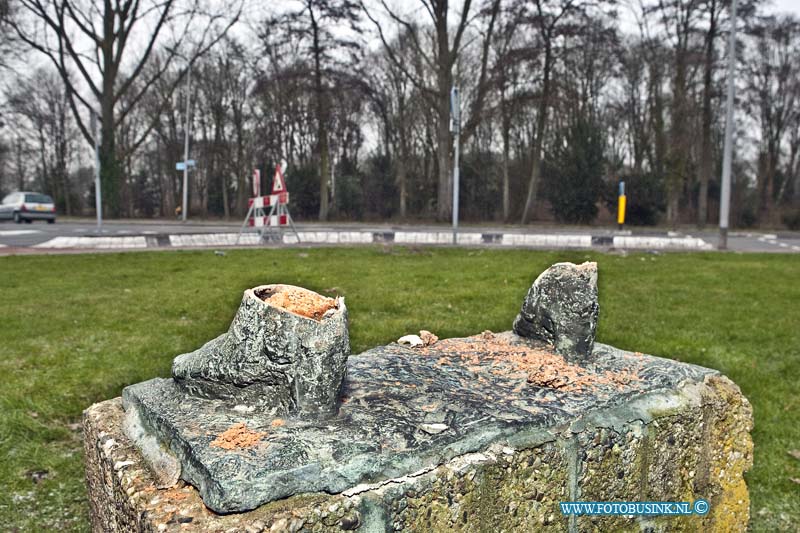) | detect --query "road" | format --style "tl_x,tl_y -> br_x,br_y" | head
0,218 -> 798,253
